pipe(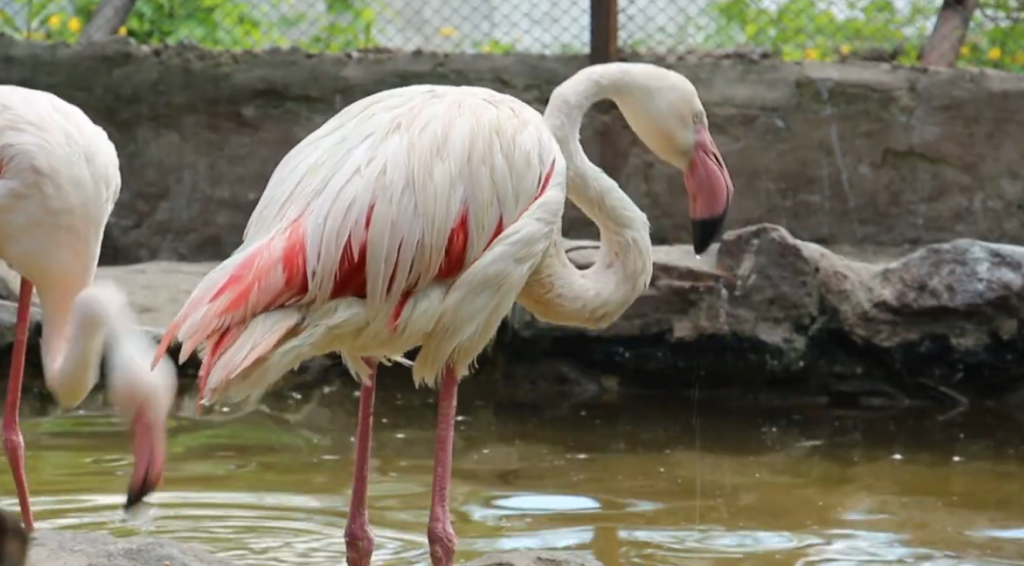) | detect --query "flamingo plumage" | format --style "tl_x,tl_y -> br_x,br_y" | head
0,86 -> 179,530
152,61 -> 734,566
